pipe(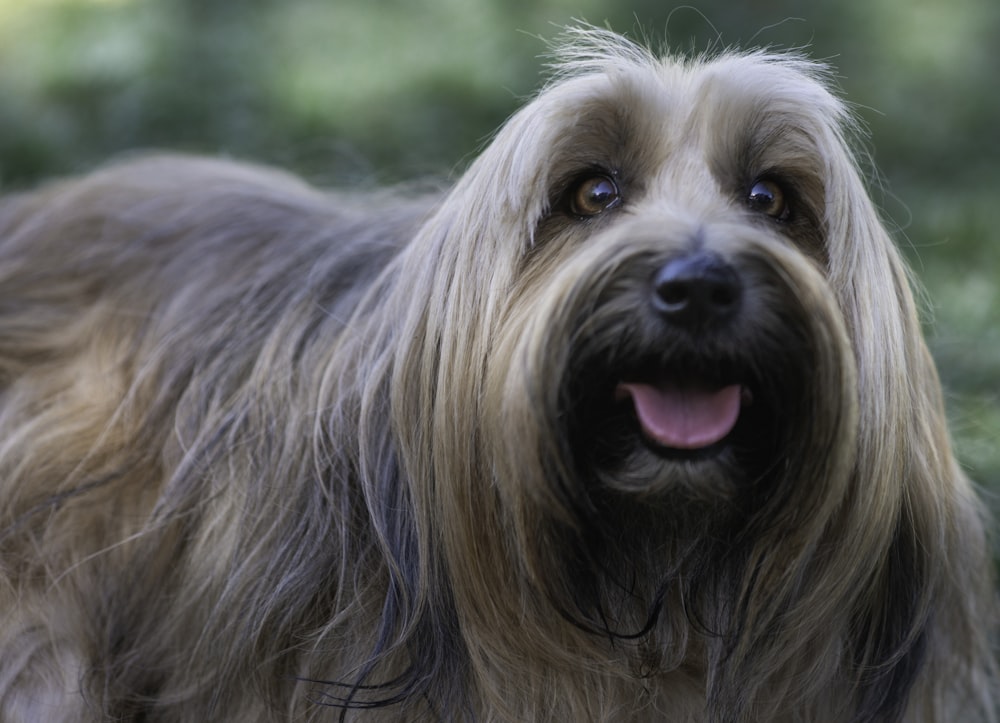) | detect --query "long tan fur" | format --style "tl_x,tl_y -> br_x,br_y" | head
0,28 -> 995,722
